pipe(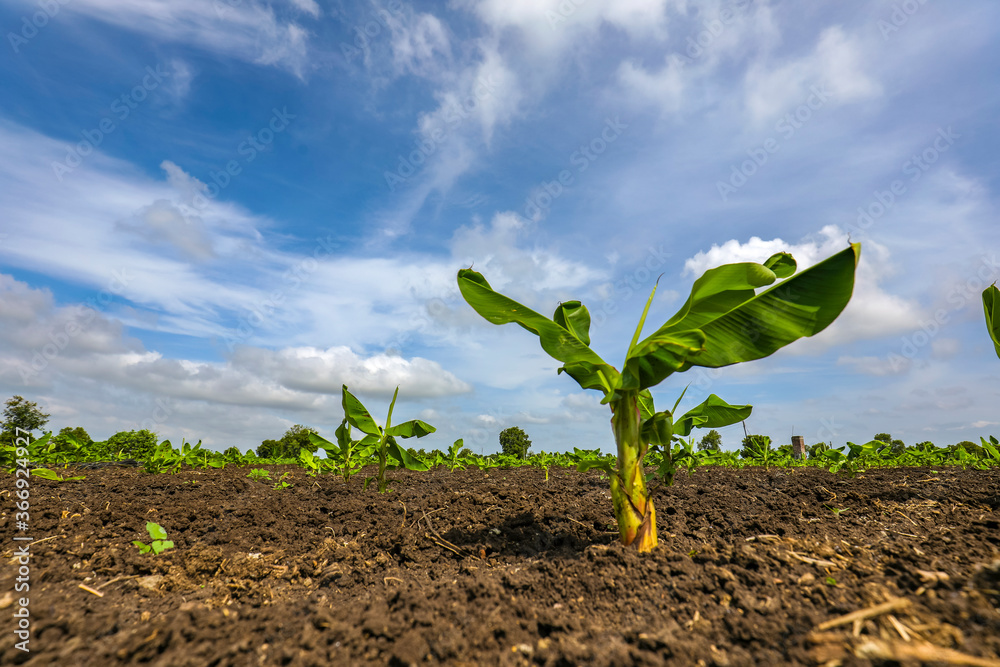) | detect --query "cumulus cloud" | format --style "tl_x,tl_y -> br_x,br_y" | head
682,225 -> 924,353
0,274 -> 470,406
